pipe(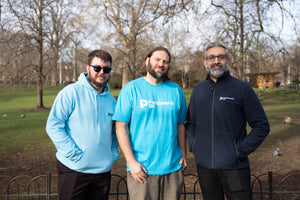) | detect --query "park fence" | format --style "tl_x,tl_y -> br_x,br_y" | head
0,171 -> 299,200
